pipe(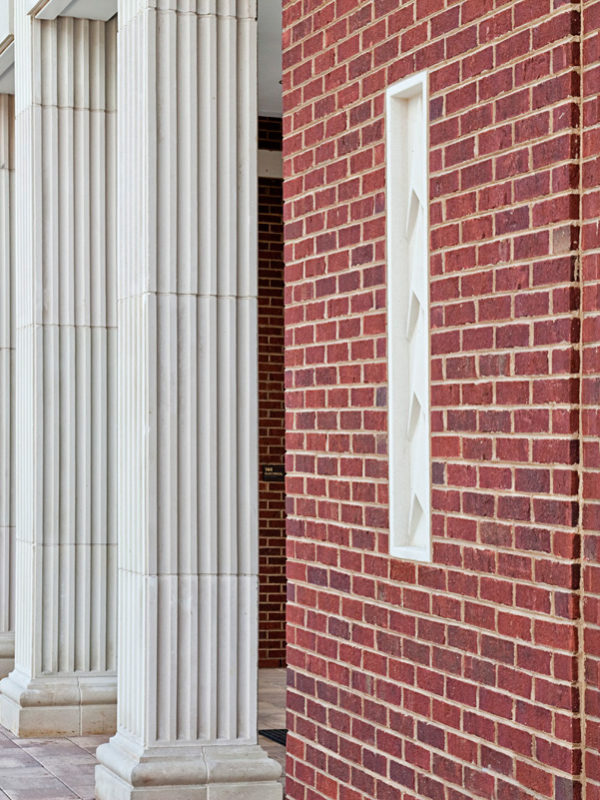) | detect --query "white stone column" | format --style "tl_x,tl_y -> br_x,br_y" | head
0,6 -> 118,736
95,1 -> 281,798
0,94 -> 14,681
